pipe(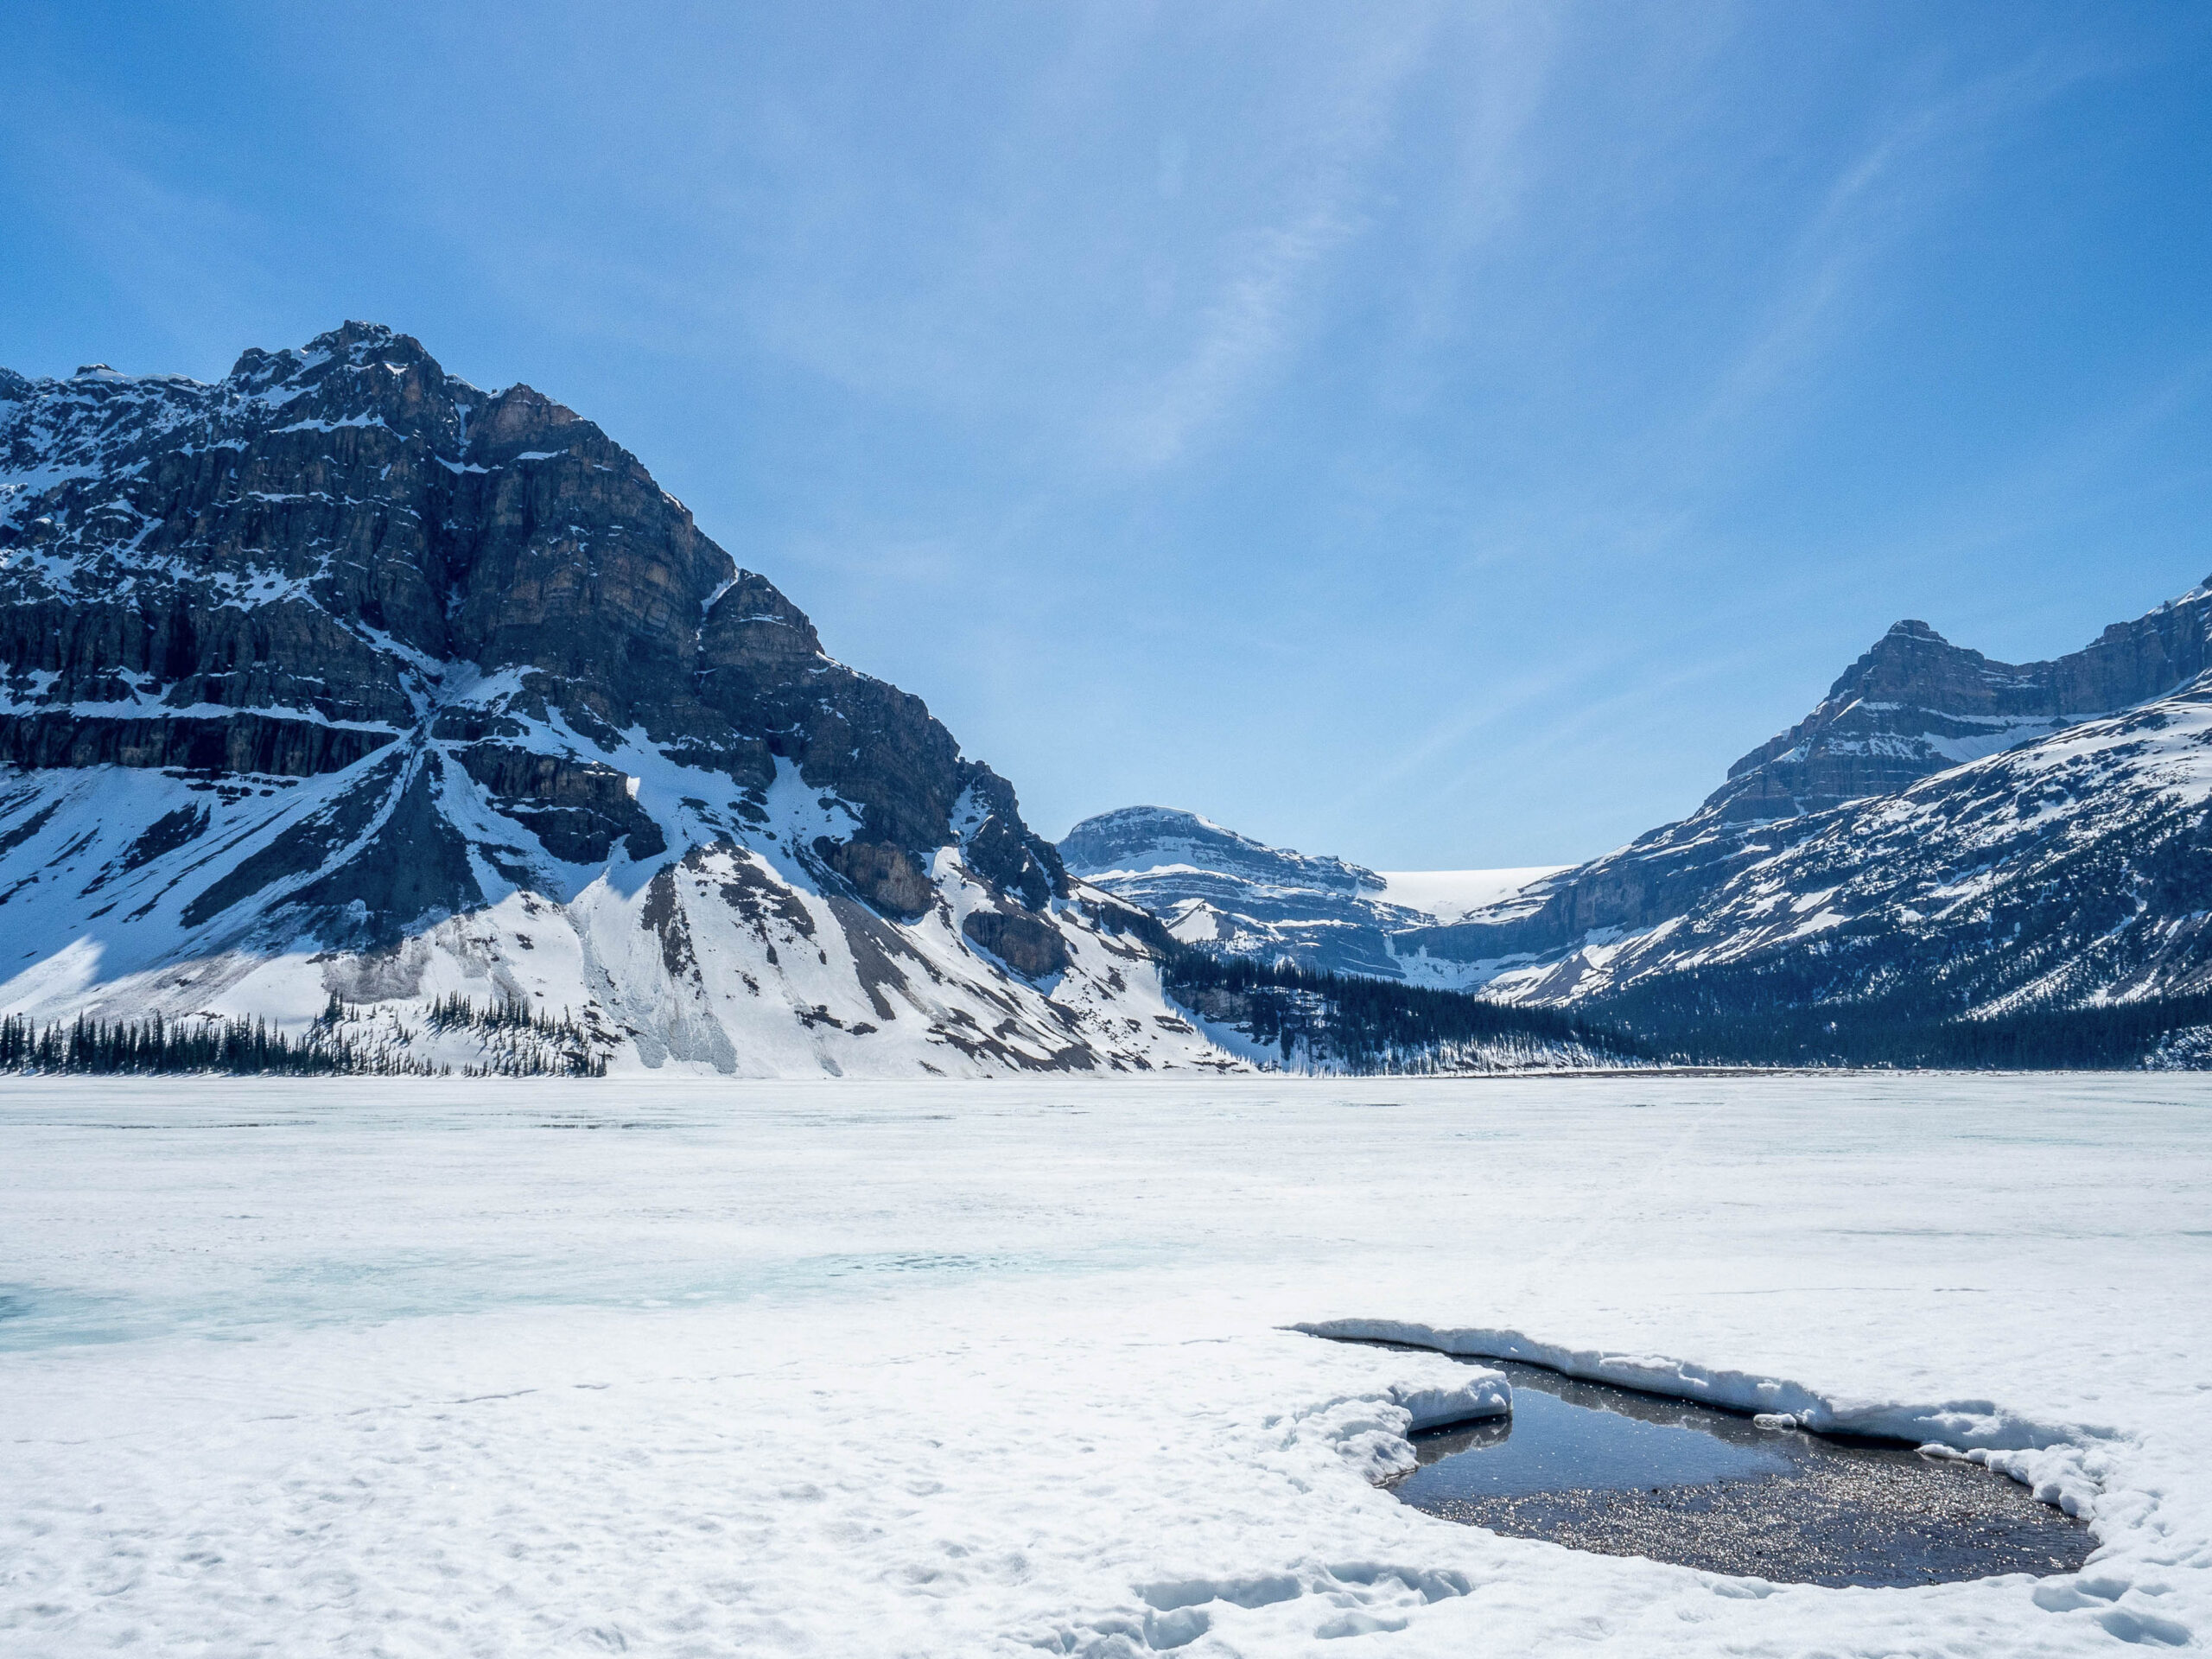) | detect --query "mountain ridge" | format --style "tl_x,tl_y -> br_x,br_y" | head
1057,804 -> 1562,981
0,324 -> 1611,1077
1072,577 -> 2212,1060
1395,577 -> 2212,988
0,323 -> 1216,1076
